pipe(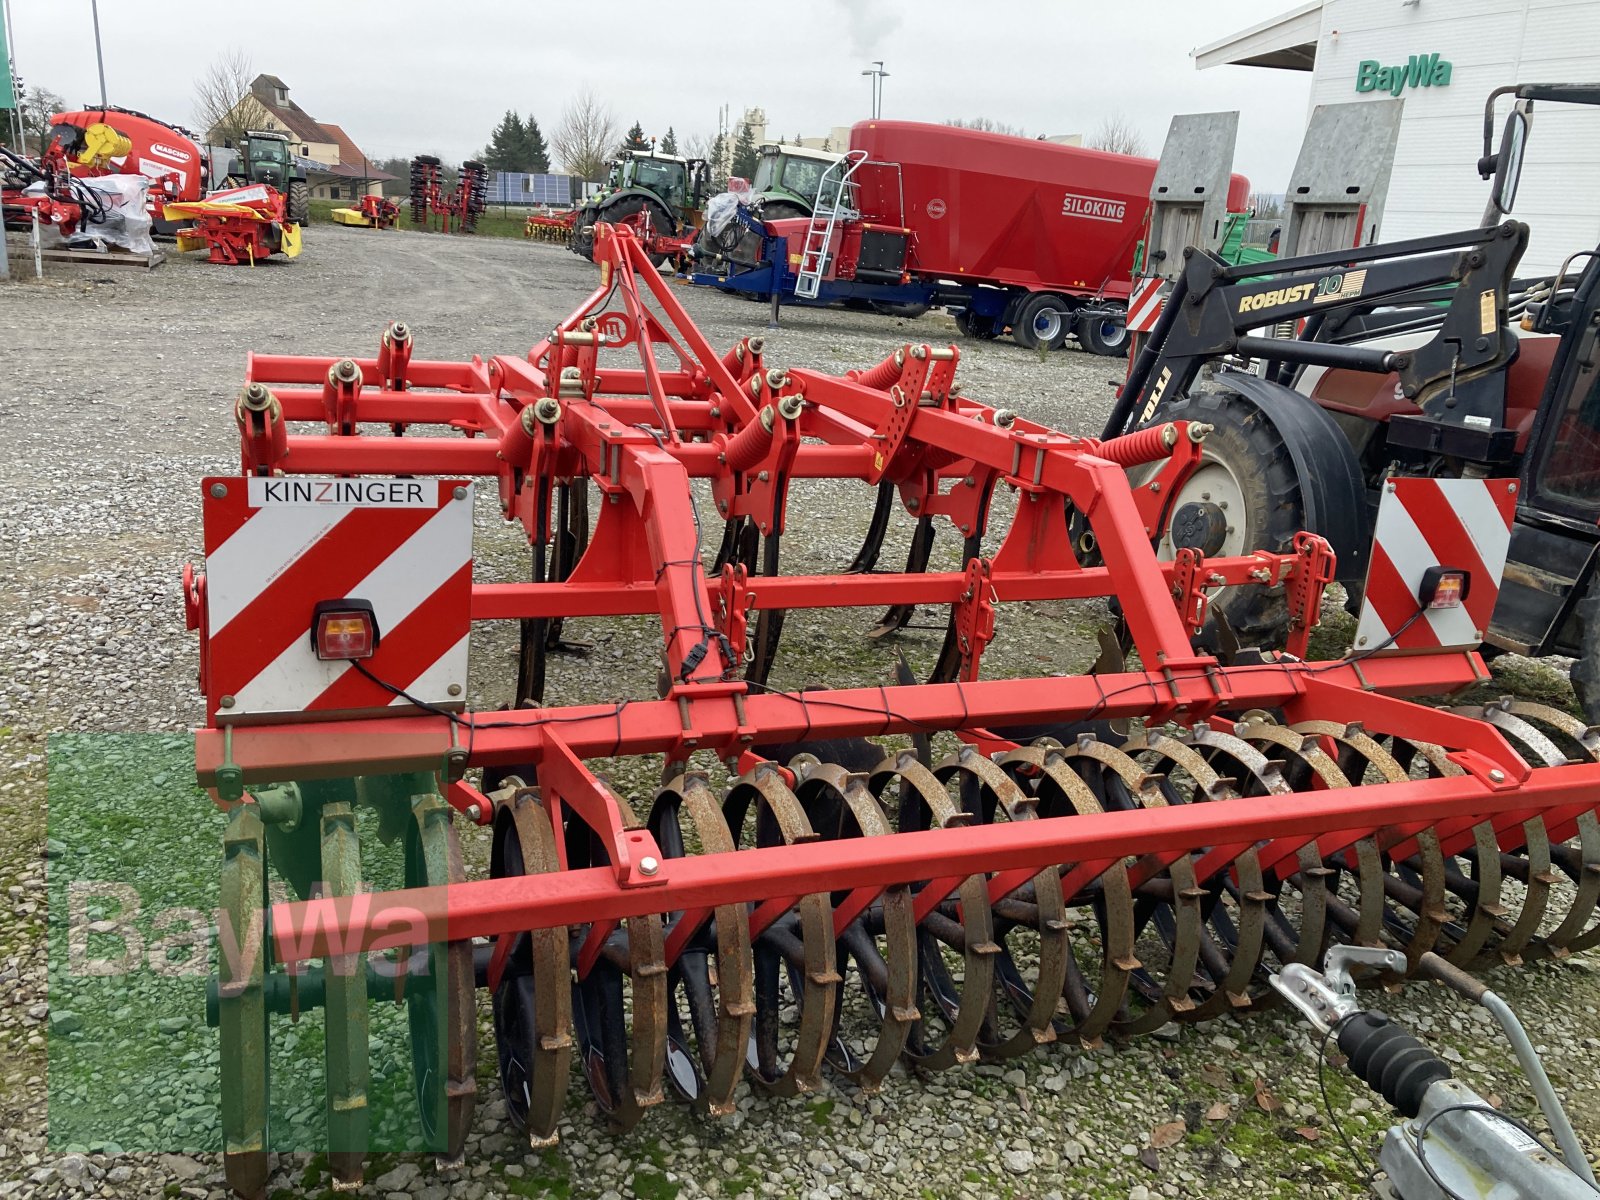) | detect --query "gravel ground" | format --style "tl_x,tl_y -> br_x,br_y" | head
2,225 -> 1598,1200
